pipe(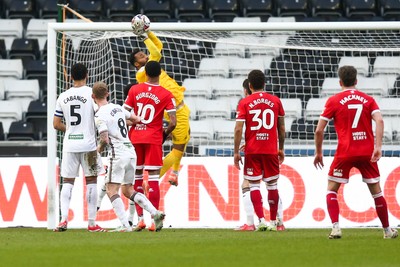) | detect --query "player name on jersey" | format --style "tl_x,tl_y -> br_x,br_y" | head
339,94 -> 368,105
